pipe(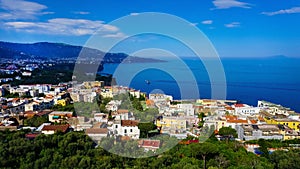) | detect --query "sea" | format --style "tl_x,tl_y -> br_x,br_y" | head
99,56 -> 300,112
